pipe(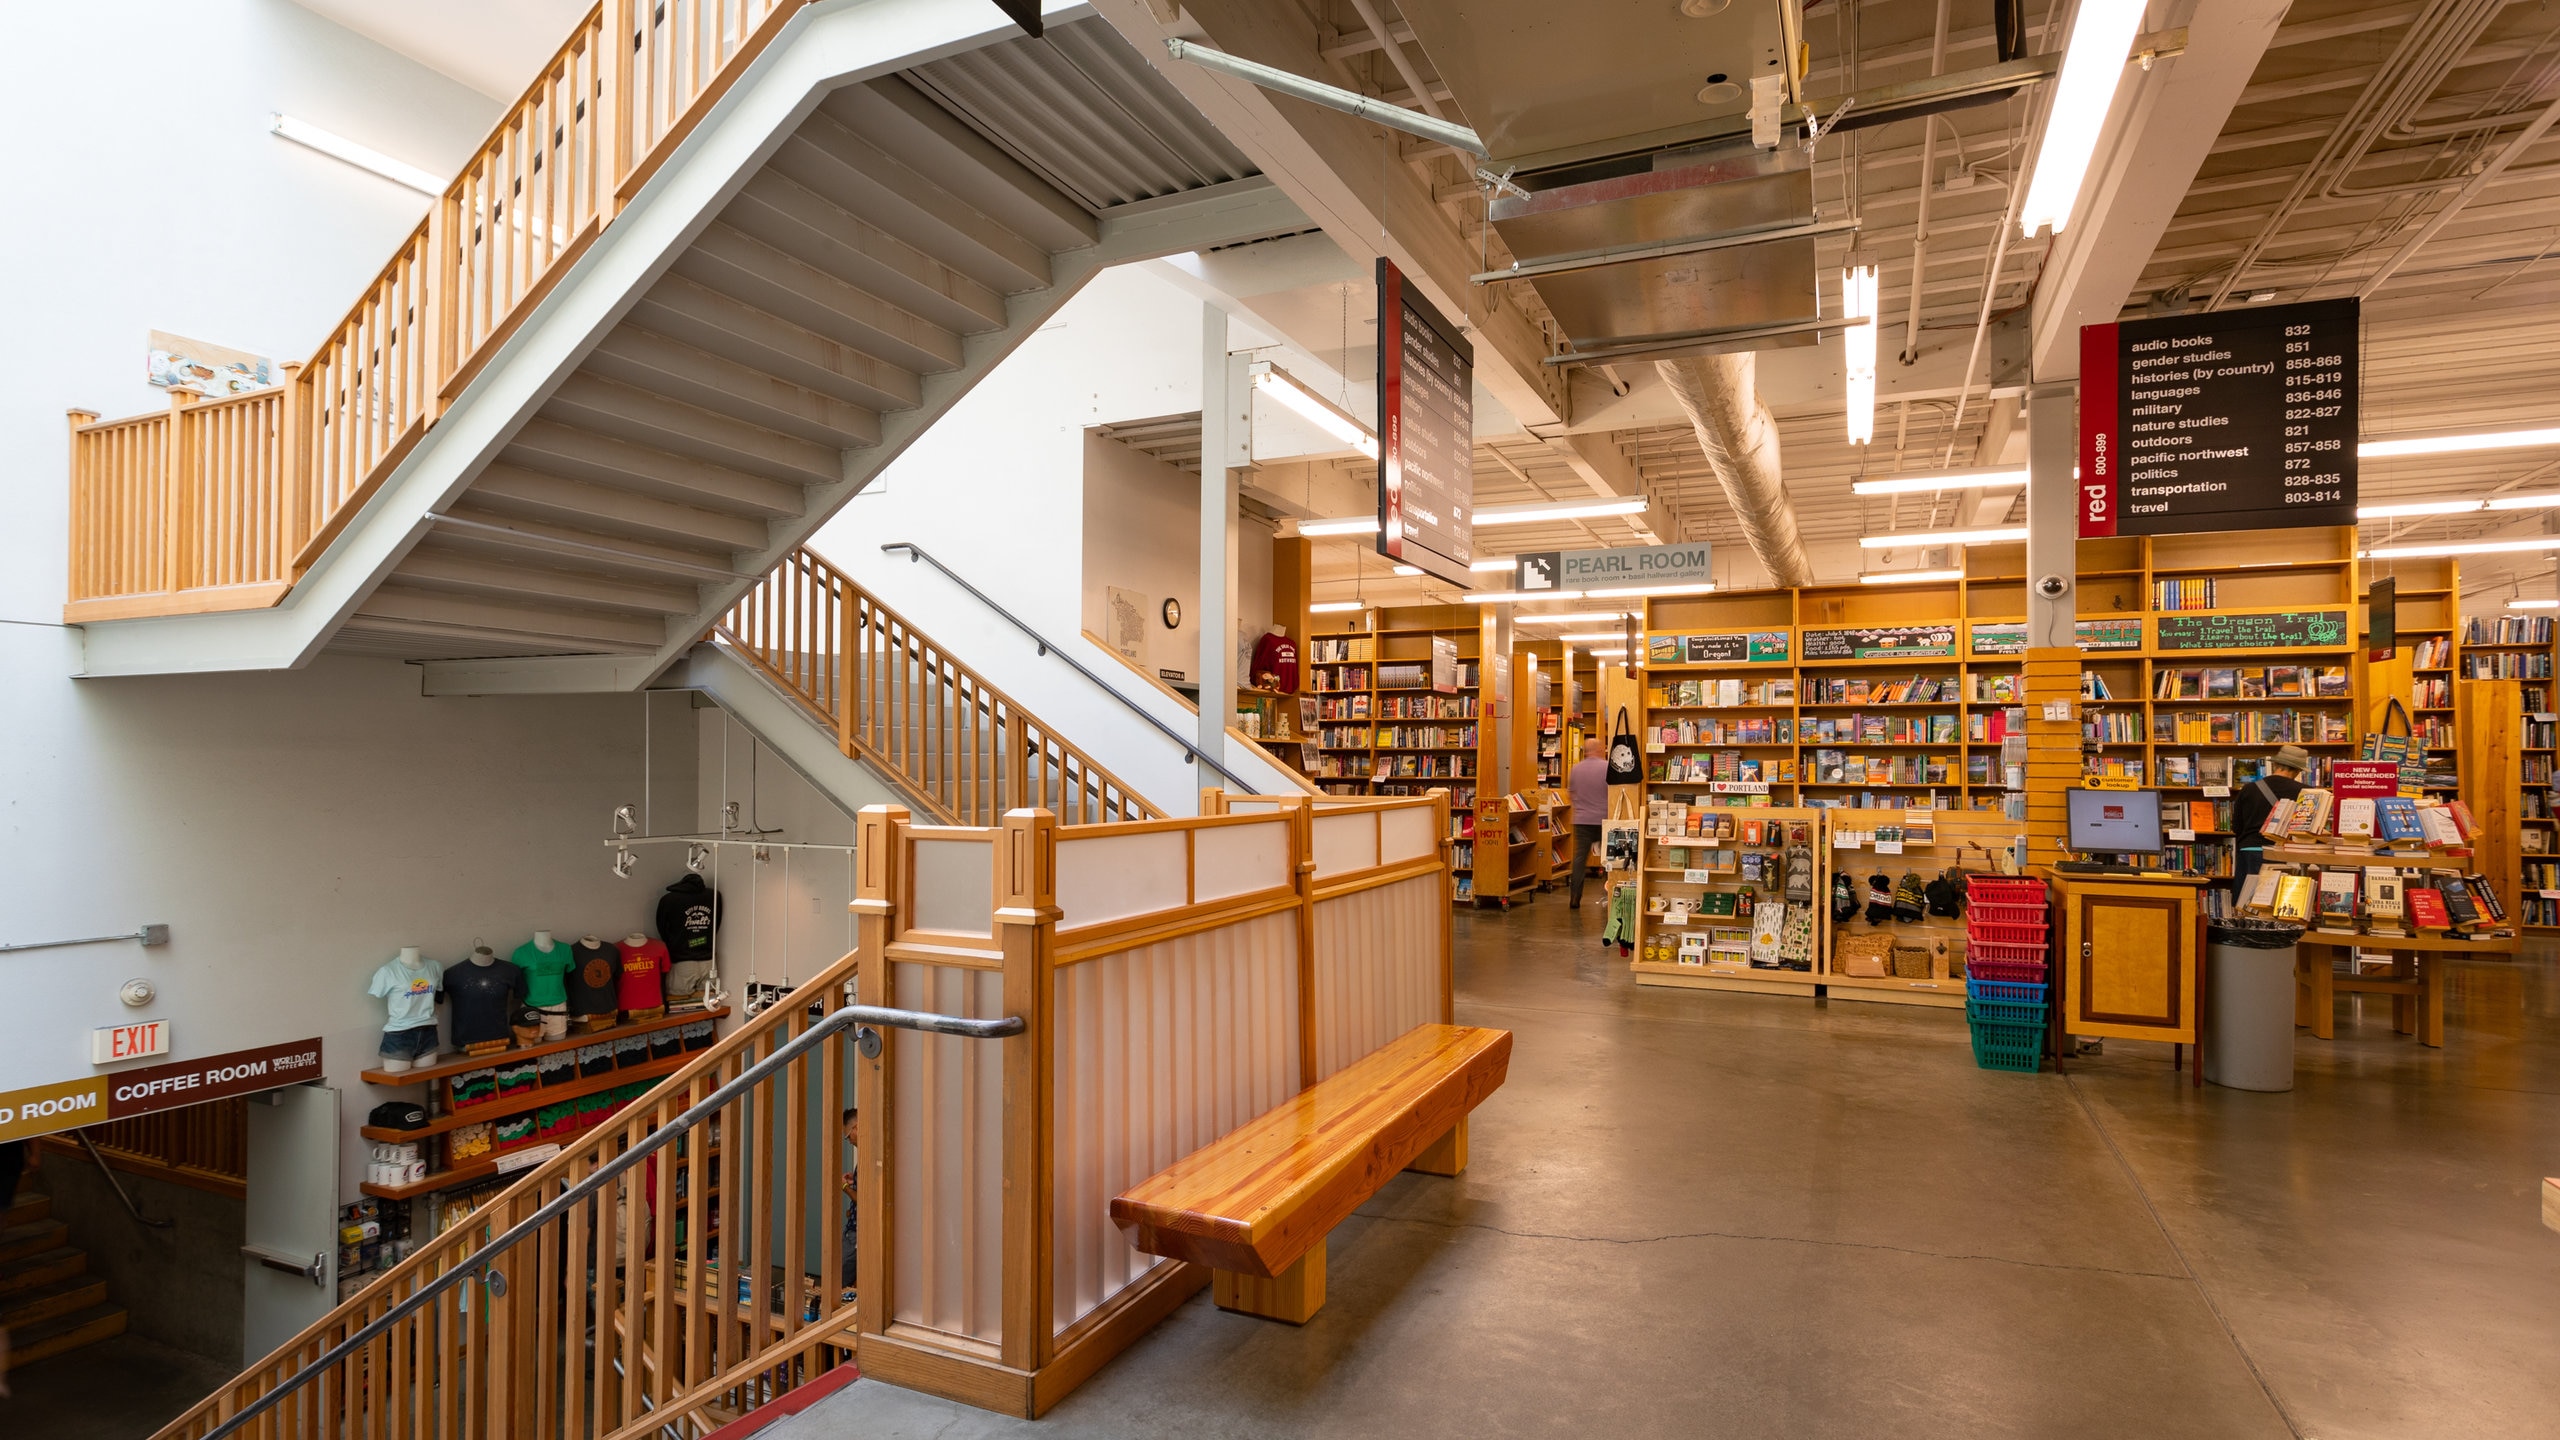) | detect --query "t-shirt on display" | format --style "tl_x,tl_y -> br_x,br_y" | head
511,939 -> 575,1008
368,956 -> 443,1032
446,958 -> 526,1048
617,938 -> 671,1011
568,940 -> 620,1017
